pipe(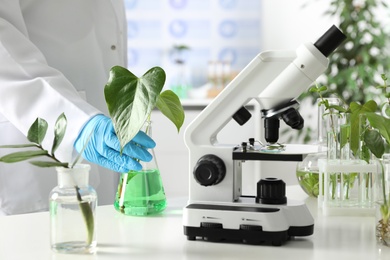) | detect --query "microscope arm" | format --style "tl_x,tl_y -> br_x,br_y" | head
185,45 -> 327,149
